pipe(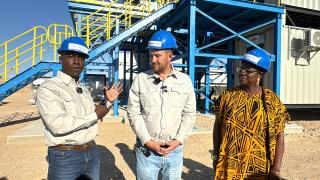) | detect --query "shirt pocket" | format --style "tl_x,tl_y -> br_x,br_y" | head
60,93 -> 77,114
140,88 -> 159,111
83,93 -> 94,107
170,87 -> 189,107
